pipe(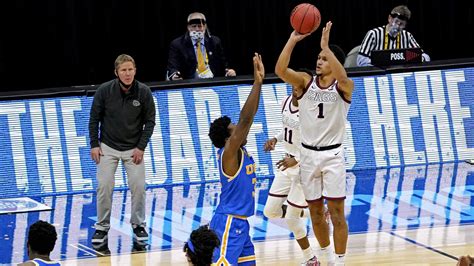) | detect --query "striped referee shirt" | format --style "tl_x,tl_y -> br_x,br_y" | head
358,25 -> 422,57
